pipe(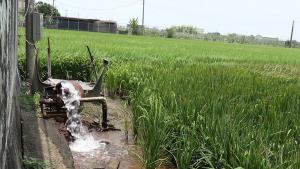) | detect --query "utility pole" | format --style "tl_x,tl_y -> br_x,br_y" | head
289,20 -> 295,48
142,0 -> 145,34
25,0 -> 35,81
53,0 -> 55,7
